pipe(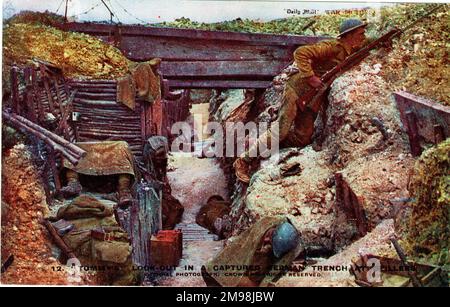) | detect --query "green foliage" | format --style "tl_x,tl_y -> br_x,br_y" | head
5,10 -> 65,27
150,4 -> 441,37
405,138 -> 450,263
2,125 -> 26,152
